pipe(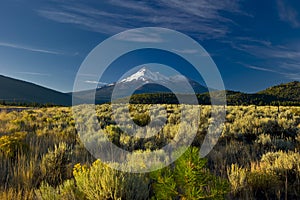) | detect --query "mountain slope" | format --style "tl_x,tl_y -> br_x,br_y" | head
199,81 -> 300,105
73,67 -> 208,104
73,67 -> 299,105
116,67 -> 208,94
0,75 -> 71,105
258,81 -> 300,101
125,81 -> 300,105
1,71 -> 299,106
